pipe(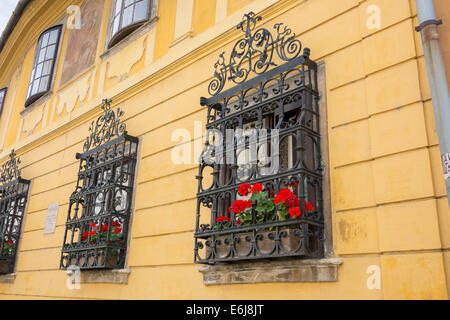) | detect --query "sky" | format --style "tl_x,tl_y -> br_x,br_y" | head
0,0 -> 20,35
